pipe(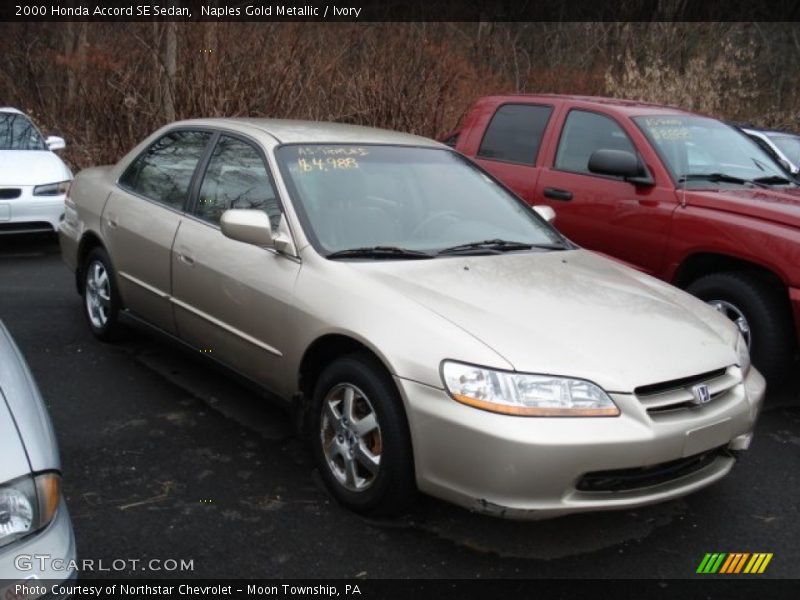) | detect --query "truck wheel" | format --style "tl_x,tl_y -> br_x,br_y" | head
311,353 -> 416,516
687,272 -> 796,384
82,247 -> 124,342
